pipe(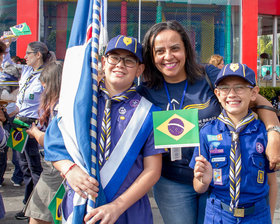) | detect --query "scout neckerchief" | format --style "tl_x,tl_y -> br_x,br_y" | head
19,67 -> 43,104
98,79 -> 136,167
218,109 -> 255,210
